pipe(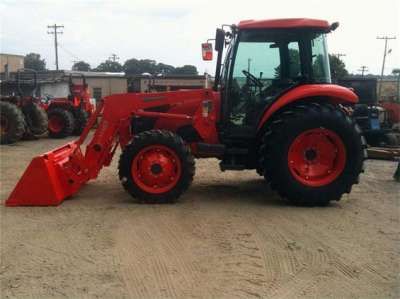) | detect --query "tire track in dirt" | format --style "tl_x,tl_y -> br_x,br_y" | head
114,203 -> 271,299
251,208 -> 395,298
